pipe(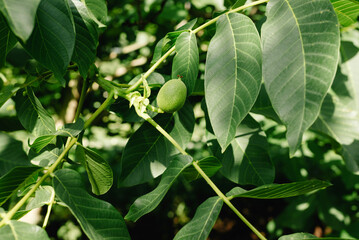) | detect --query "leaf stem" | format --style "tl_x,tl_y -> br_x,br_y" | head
192,0 -> 268,34
42,189 -> 55,229
74,77 -> 88,122
125,46 -> 176,93
127,0 -> 268,92
143,115 -> 266,240
192,161 -> 267,240
83,91 -> 115,129
0,138 -> 78,227
145,116 -> 187,155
